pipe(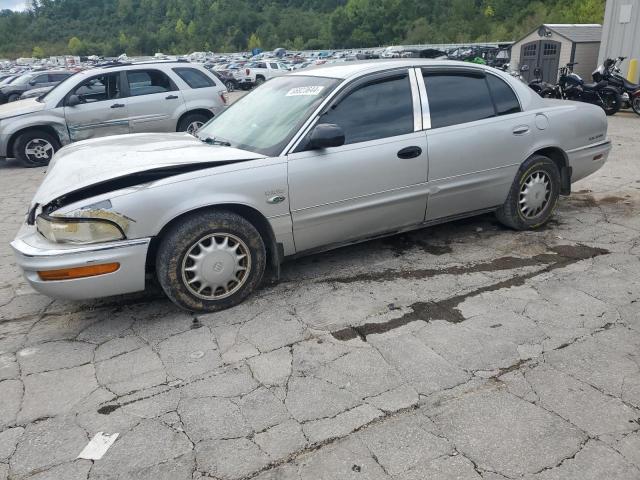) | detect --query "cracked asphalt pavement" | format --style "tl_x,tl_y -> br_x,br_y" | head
1,107 -> 640,479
